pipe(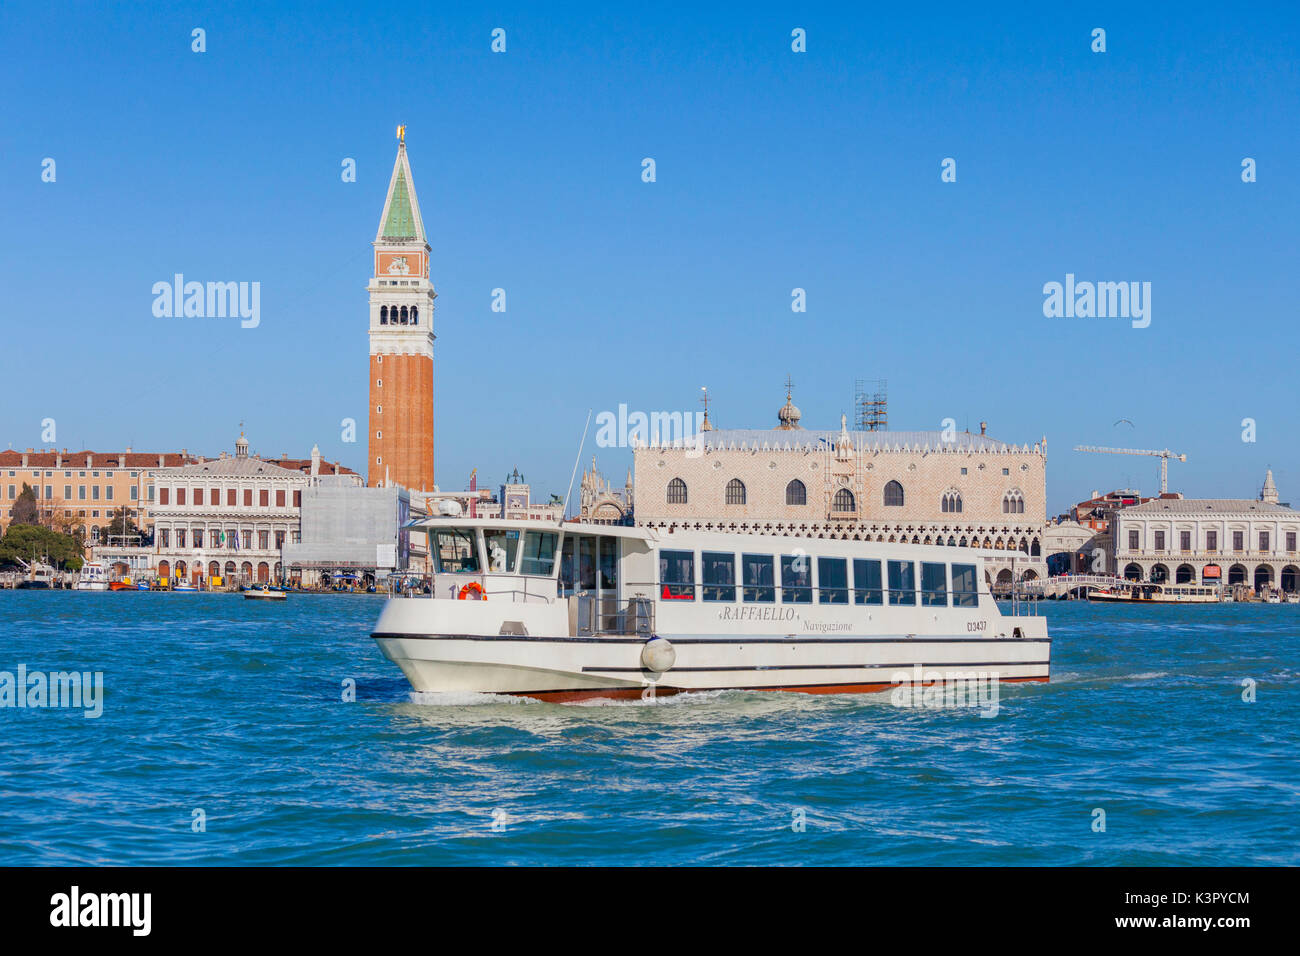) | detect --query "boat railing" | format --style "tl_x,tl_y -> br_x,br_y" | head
574,594 -> 655,637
